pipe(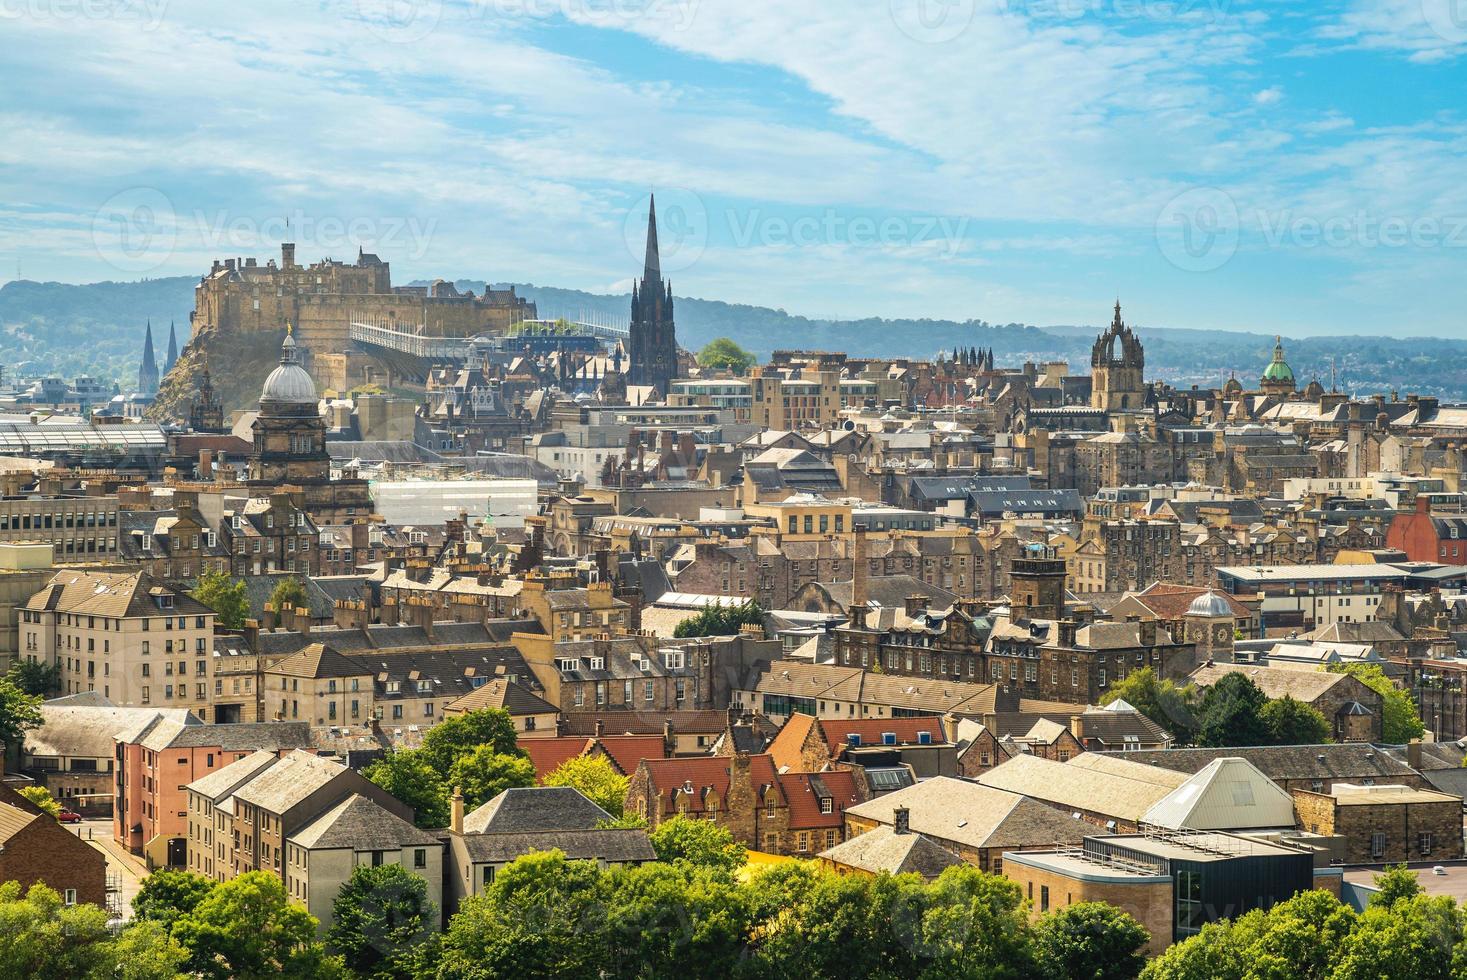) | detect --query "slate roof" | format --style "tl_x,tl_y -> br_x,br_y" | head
561,710 -> 728,737
1112,744 -> 1420,783
231,750 -> 350,813
978,754 -> 1187,823
138,720 -> 319,753
462,786 -> 611,835
187,750 -> 279,802
459,828 -> 656,864
290,794 -> 439,850
1188,663 -> 1362,706
443,678 -> 559,717
29,703 -> 193,760
27,569 -> 211,618
846,776 -> 1088,850
818,825 -> 965,879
